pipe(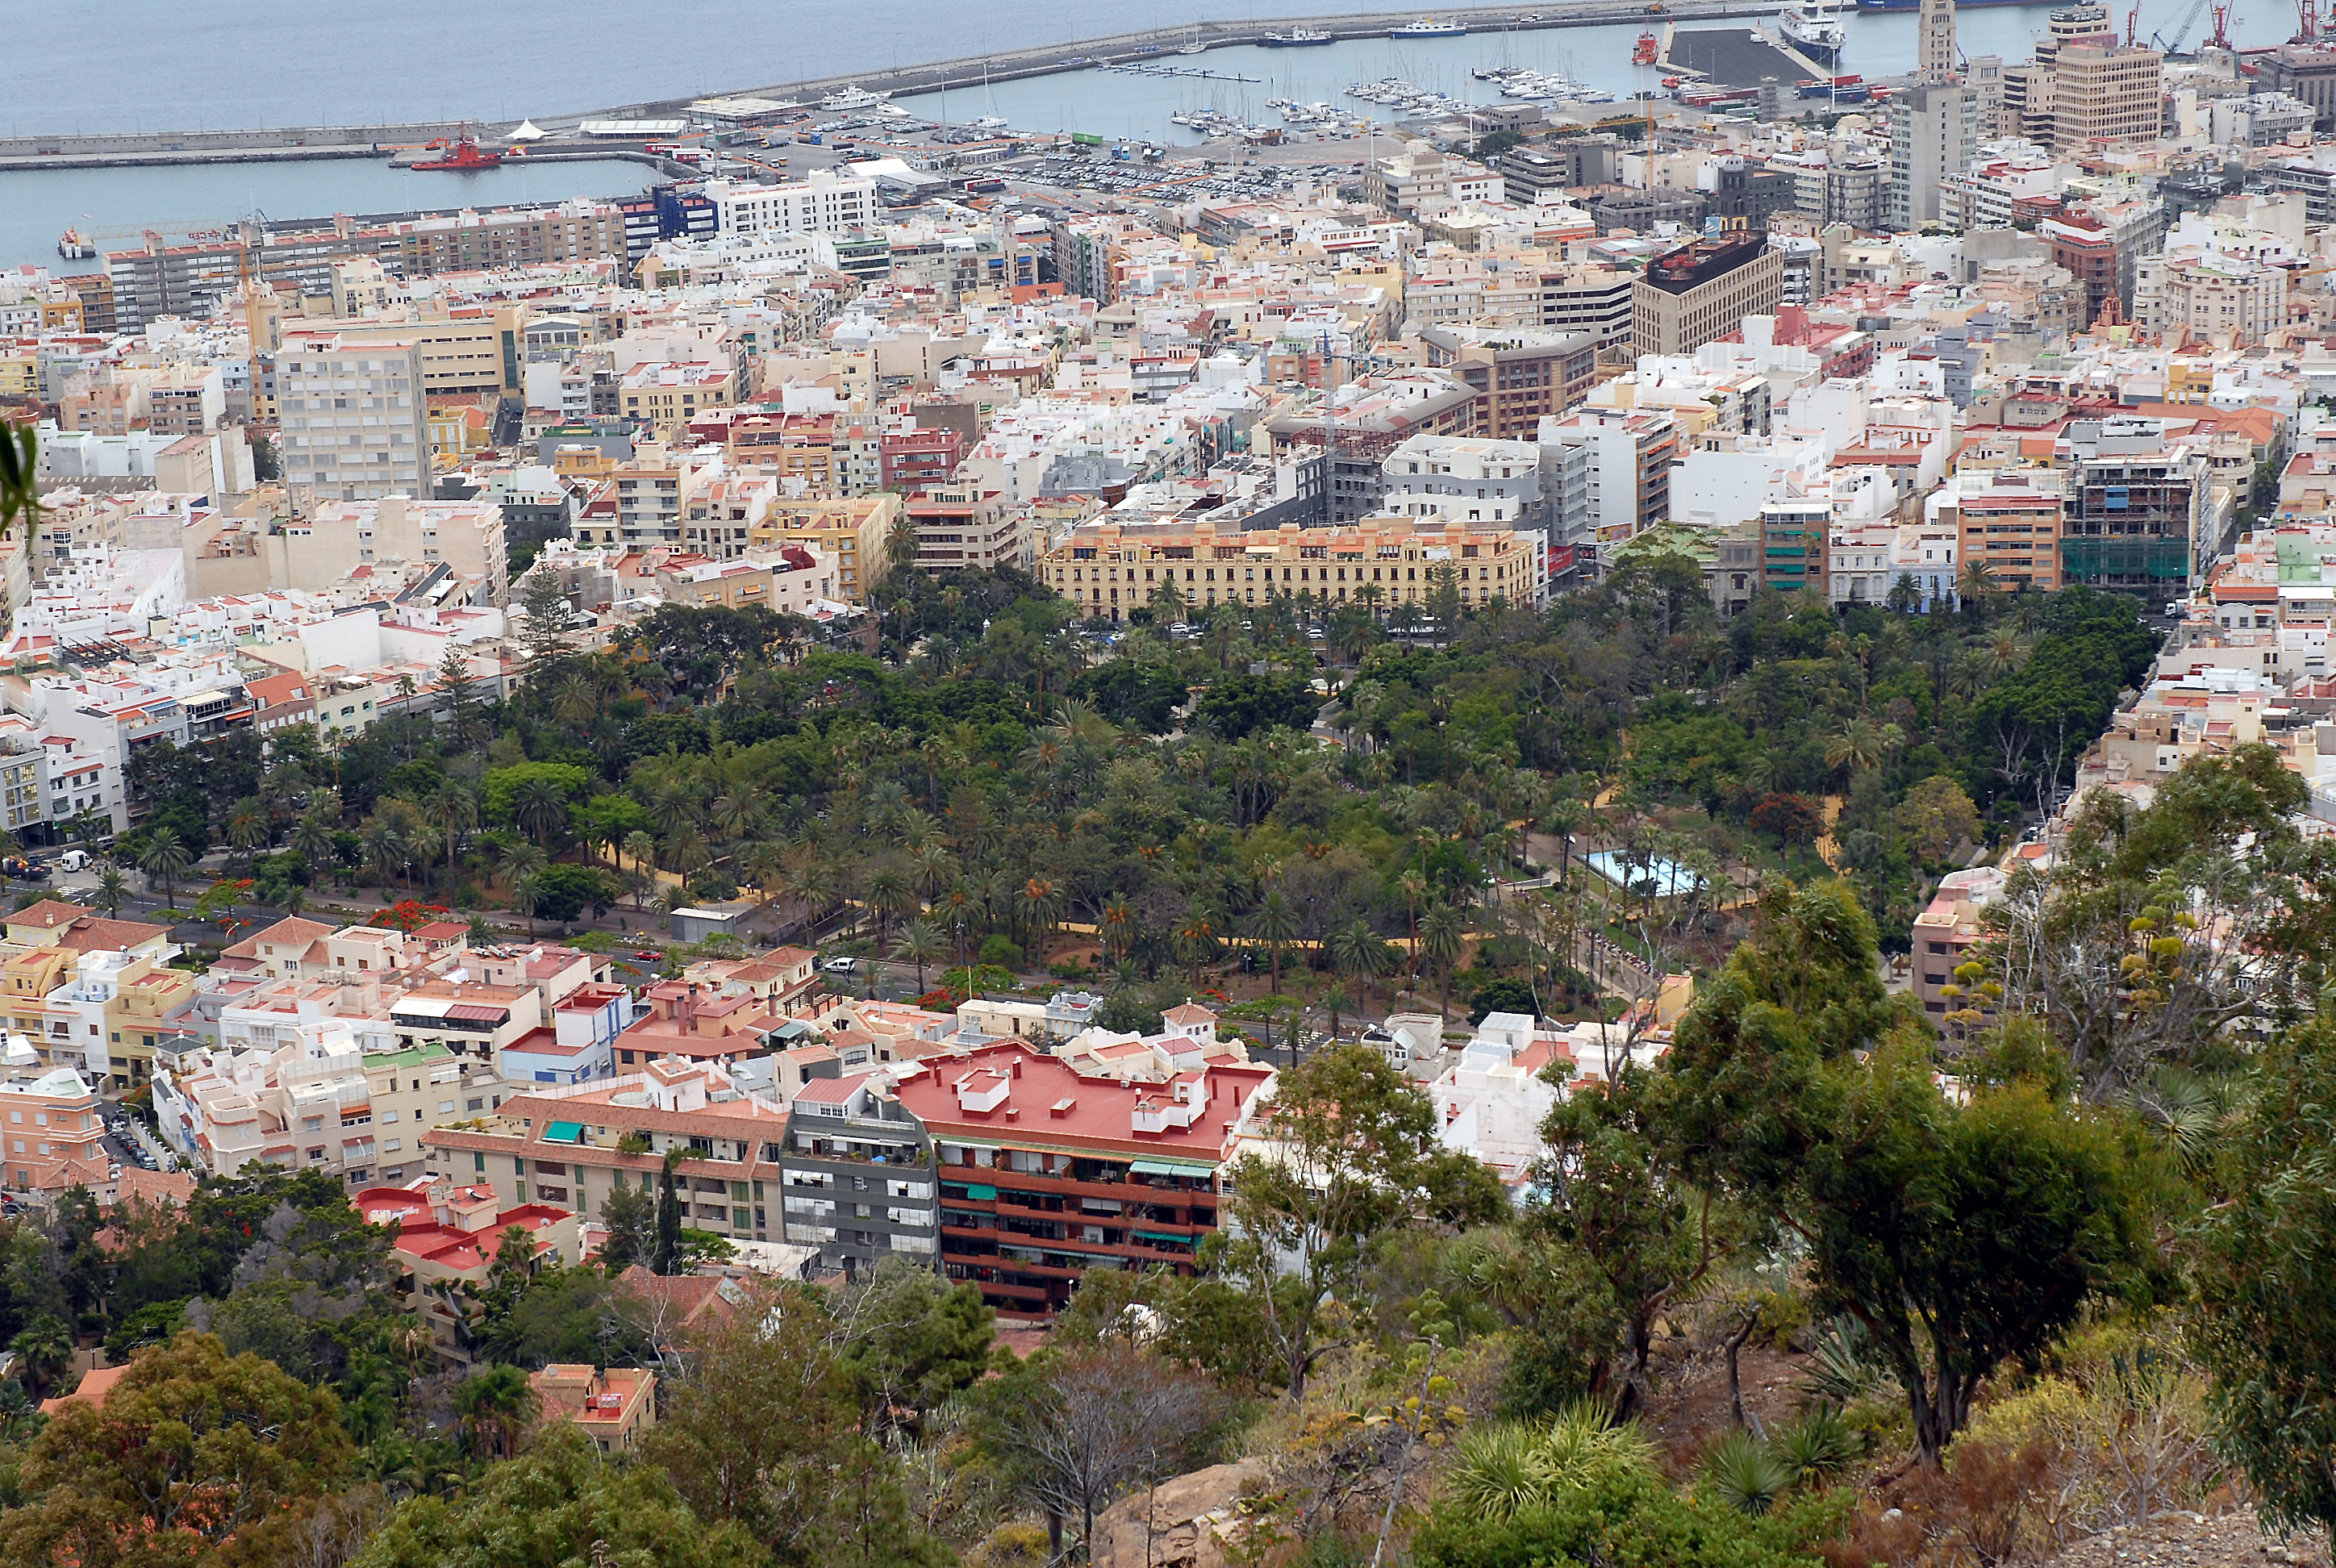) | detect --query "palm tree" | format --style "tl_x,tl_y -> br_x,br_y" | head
1822,716 -> 1889,781
1249,890 -> 1300,994
291,808 -> 336,870
363,821 -> 410,895
1016,875 -> 1062,960
1396,869 -> 1428,986
1172,904 -> 1220,990
94,865 -> 127,919
893,920 -> 944,995
1099,894 -> 1137,966
140,828 -> 190,906
1320,981 -> 1353,1045
225,796 -> 269,875
428,782 -> 478,892
9,1316 -> 71,1399
1420,903 -> 1466,1015
498,842 -> 547,923
1329,918 -> 1395,1011
512,775 -> 569,850
454,1364 -> 539,1461
865,862 -> 912,951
